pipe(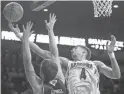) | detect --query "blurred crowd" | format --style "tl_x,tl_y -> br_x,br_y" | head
1,47 -> 42,94
1,47 -> 124,94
